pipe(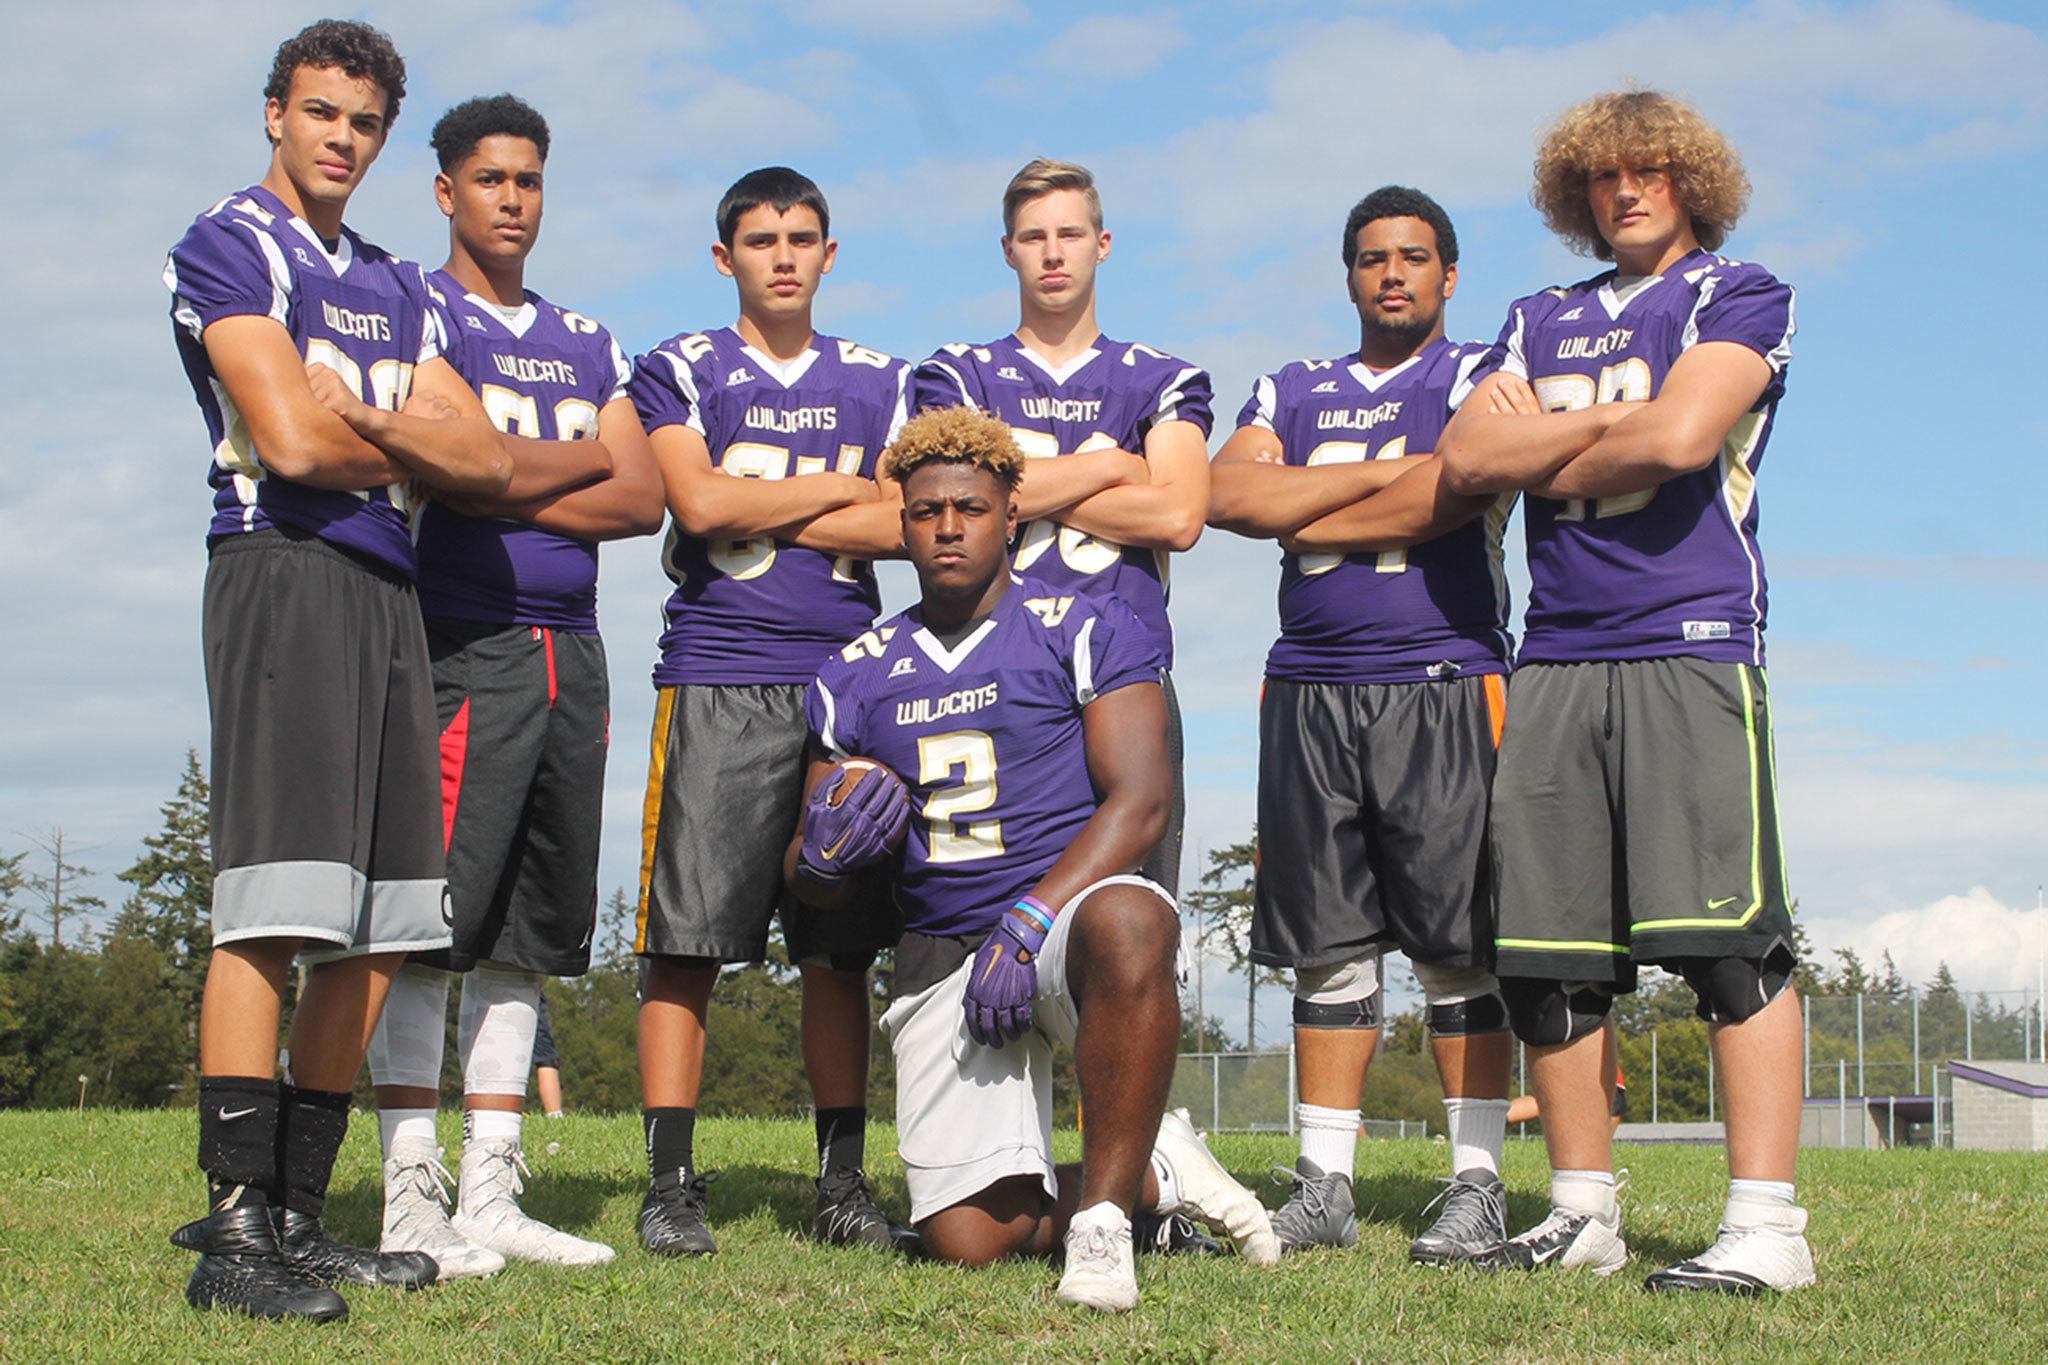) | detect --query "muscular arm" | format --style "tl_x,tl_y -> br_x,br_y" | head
1531,343 -> 1775,500
443,398 -> 665,540
1206,424 -> 1427,539
201,314 -> 406,489
1436,371 -> 1635,496
1025,682 -> 1169,912
1053,421 -> 1211,552
1013,445 -> 1147,521
326,355 -> 511,496
1281,458 -> 1495,554
650,424 -> 877,539
785,476 -> 907,558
